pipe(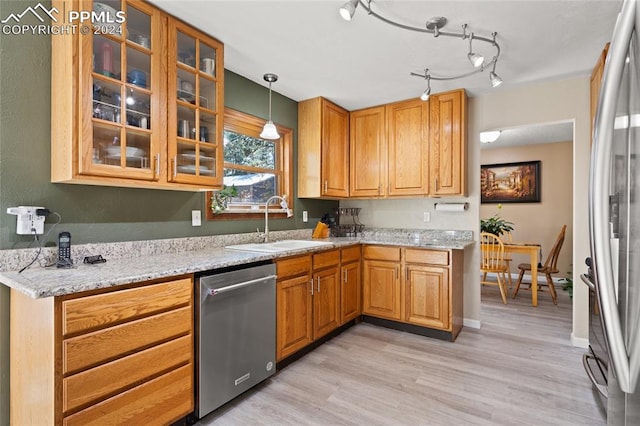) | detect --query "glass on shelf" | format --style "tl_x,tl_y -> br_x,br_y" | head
177,68 -> 196,104
92,79 -> 122,123
126,46 -> 150,89
199,76 -> 215,110
177,31 -> 196,68
93,35 -> 121,80
125,6 -> 151,49
124,89 -> 150,129
200,112 -> 216,143
177,104 -> 196,139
